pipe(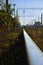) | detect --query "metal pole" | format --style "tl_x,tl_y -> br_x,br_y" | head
16,9 -> 18,17
6,0 -> 8,13
23,9 -> 25,25
0,0 -> 3,10
6,0 -> 8,5
38,16 -> 40,22
13,4 -> 16,17
41,14 -> 42,25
